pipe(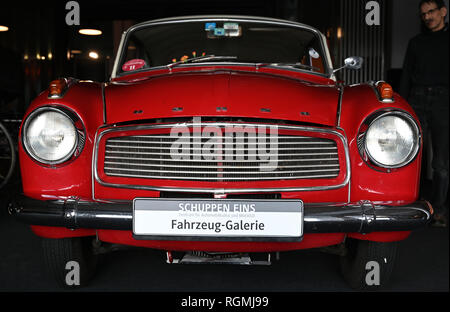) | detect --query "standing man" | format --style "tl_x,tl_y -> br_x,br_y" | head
399,0 -> 449,227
